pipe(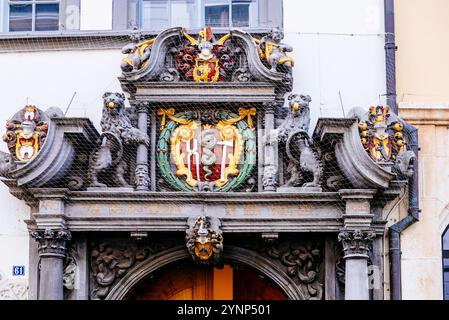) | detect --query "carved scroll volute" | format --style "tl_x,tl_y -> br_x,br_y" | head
185,216 -> 223,268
